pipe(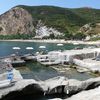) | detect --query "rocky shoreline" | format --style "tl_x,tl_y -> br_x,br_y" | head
0,69 -> 100,100
0,43 -> 100,100
0,39 -> 100,45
